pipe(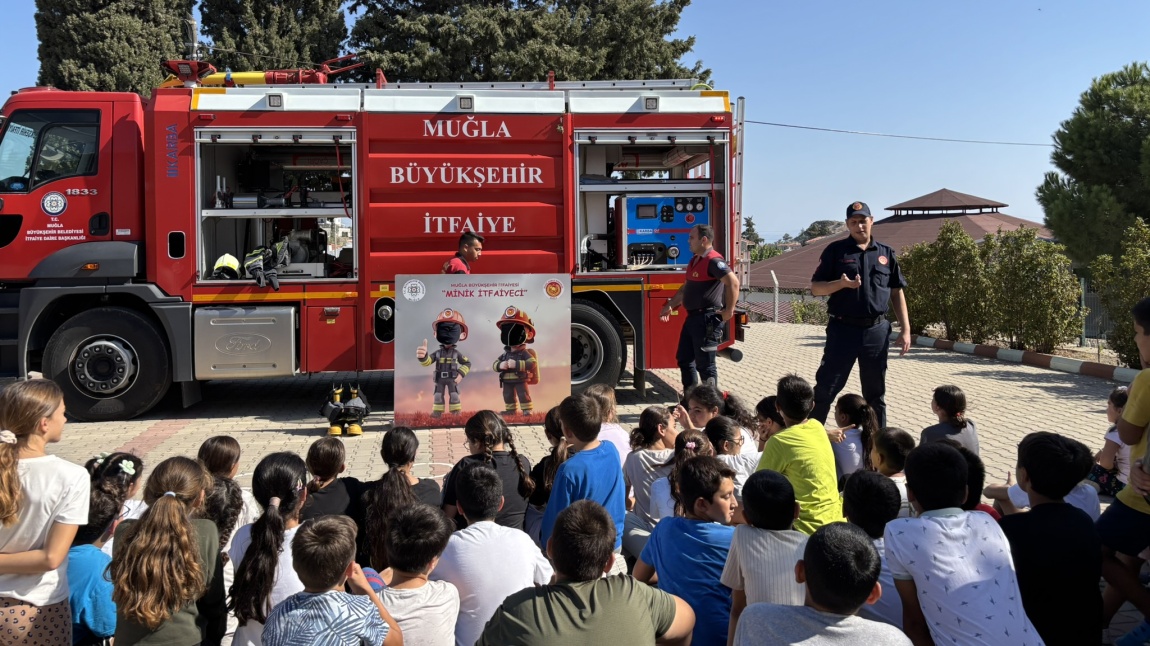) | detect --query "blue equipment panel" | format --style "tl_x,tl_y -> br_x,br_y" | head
613,194 -> 709,267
